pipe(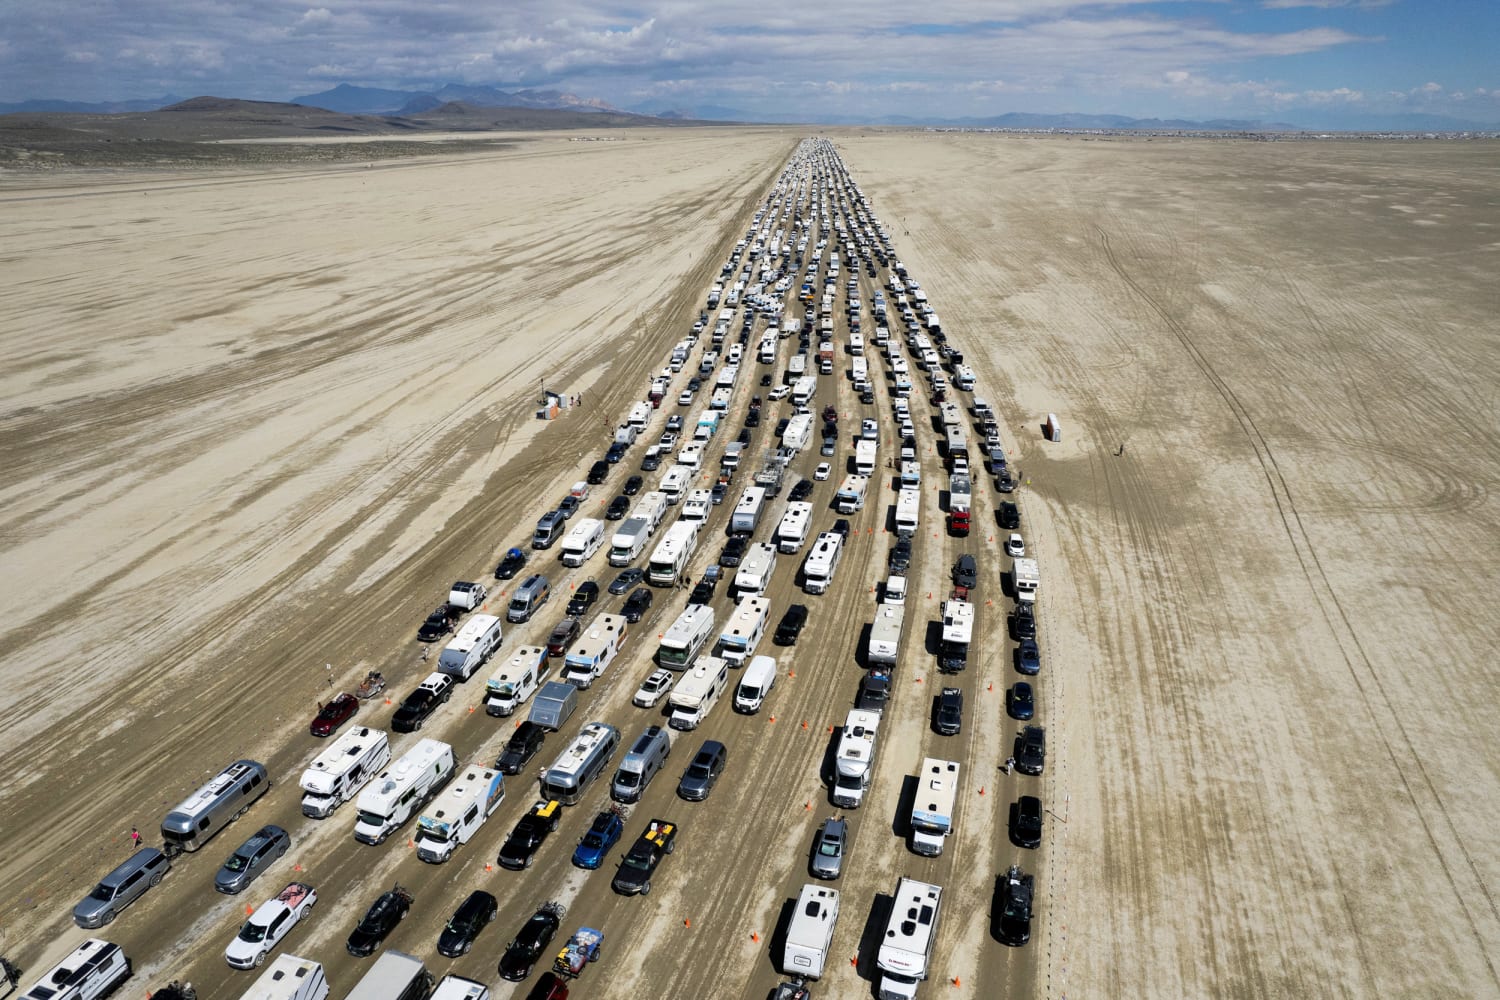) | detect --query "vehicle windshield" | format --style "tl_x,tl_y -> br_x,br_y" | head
688,763 -> 711,778
621,852 -> 650,871
238,920 -> 268,943
616,772 -> 640,787
89,884 -> 114,901
818,840 -> 840,857
223,854 -> 249,872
